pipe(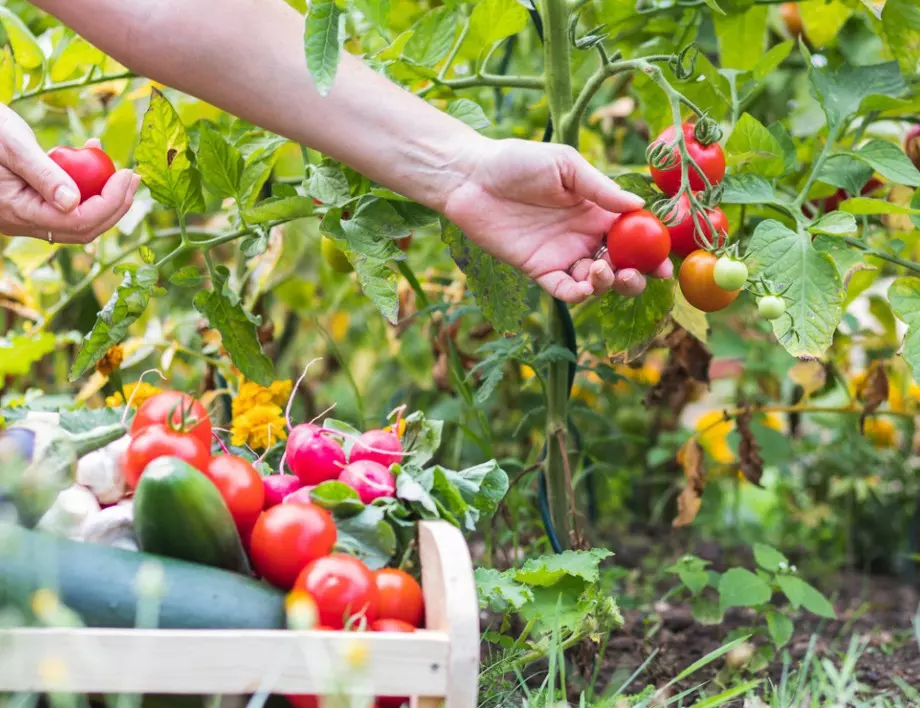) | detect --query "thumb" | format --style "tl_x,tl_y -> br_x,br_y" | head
6,135 -> 81,211
564,153 -> 646,214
